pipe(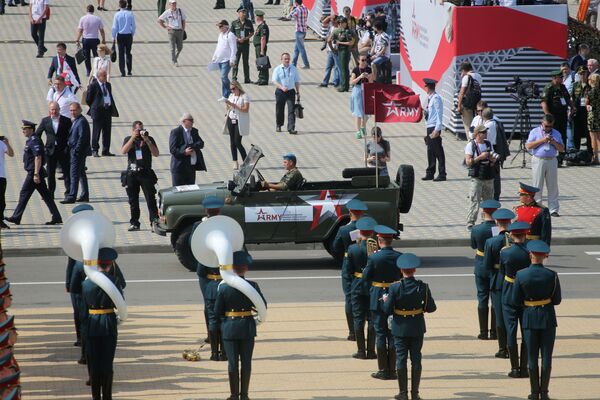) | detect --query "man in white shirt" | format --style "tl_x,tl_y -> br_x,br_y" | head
46,75 -> 78,118
369,20 -> 390,81
29,0 -> 49,58
458,61 -> 483,136
0,137 -> 15,229
212,19 -> 237,99
481,107 -> 502,201
75,4 -> 106,76
423,78 -> 446,181
158,0 -> 186,67
469,100 -> 488,140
